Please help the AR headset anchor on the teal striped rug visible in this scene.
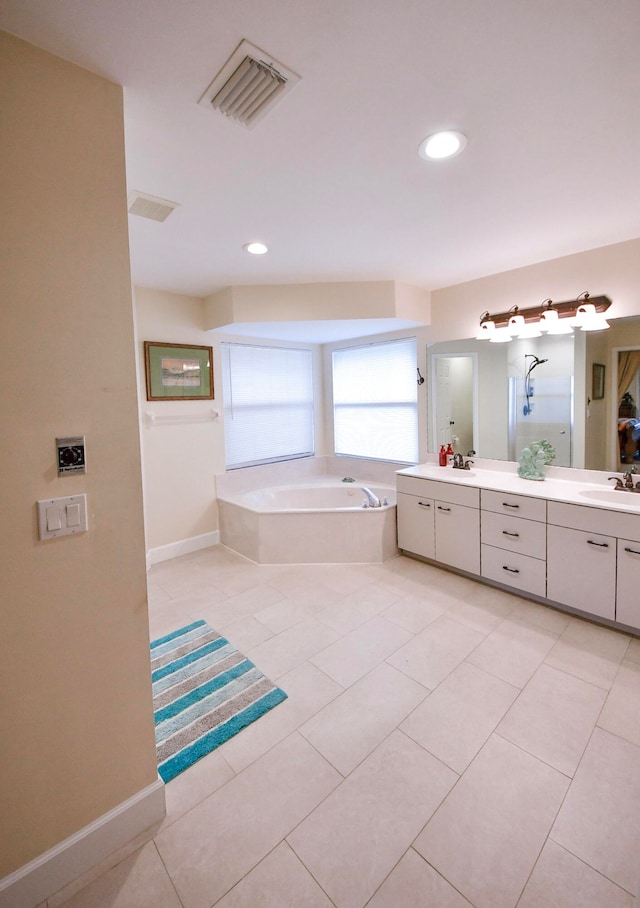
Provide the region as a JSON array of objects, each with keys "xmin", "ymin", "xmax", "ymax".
[{"xmin": 150, "ymin": 619, "xmax": 287, "ymax": 783}]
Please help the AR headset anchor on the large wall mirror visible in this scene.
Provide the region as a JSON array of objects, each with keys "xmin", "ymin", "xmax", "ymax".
[{"xmin": 427, "ymin": 315, "xmax": 640, "ymax": 472}]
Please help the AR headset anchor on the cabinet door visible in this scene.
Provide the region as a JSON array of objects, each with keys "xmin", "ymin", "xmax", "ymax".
[
  {"xmin": 397, "ymin": 492, "xmax": 435, "ymax": 559},
  {"xmin": 435, "ymin": 501, "xmax": 480, "ymax": 574},
  {"xmin": 547, "ymin": 524, "xmax": 616, "ymax": 620},
  {"xmin": 616, "ymin": 538, "xmax": 640, "ymax": 630}
]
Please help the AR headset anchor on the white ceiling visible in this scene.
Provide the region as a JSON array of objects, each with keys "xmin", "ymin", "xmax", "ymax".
[{"xmin": 3, "ymin": 0, "xmax": 640, "ymax": 304}]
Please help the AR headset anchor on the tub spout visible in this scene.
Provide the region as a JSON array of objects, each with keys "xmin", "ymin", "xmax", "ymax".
[{"xmin": 362, "ymin": 486, "xmax": 381, "ymax": 508}]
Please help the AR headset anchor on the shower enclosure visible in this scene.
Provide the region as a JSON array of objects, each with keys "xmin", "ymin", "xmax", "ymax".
[{"xmin": 508, "ymin": 374, "xmax": 573, "ymax": 467}]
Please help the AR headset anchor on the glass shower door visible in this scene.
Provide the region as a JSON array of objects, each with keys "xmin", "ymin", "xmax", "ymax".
[{"xmin": 508, "ymin": 375, "xmax": 573, "ymax": 467}]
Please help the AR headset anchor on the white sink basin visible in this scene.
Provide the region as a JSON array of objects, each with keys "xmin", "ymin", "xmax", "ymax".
[
  {"xmin": 579, "ymin": 488, "xmax": 640, "ymax": 507},
  {"xmin": 450, "ymin": 470, "xmax": 477, "ymax": 479}
]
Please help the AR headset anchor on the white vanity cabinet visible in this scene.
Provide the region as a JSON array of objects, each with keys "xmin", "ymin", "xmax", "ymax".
[
  {"xmin": 616, "ymin": 537, "xmax": 640, "ymax": 628},
  {"xmin": 396, "ymin": 475, "xmax": 480, "ymax": 573},
  {"xmin": 480, "ymin": 490, "xmax": 547, "ymax": 597},
  {"xmin": 396, "ymin": 467, "xmax": 640, "ymax": 634},
  {"xmin": 396, "ymin": 483, "xmax": 435, "ymax": 560},
  {"xmin": 547, "ymin": 524, "xmax": 616, "ymax": 621},
  {"xmin": 547, "ymin": 501, "xmax": 640, "ymax": 626}
]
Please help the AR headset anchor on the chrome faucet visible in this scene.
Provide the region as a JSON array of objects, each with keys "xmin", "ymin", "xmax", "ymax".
[{"xmin": 361, "ymin": 486, "xmax": 381, "ymax": 507}]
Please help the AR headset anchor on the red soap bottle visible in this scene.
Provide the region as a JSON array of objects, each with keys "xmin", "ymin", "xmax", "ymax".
[
  {"xmin": 439, "ymin": 445, "xmax": 447, "ymax": 466},
  {"xmin": 446, "ymin": 442, "xmax": 454, "ymax": 464}
]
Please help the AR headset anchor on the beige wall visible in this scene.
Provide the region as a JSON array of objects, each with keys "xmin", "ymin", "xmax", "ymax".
[
  {"xmin": 0, "ymin": 33, "xmax": 157, "ymax": 877},
  {"xmin": 429, "ymin": 237, "xmax": 640, "ymax": 343},
  {"xmin": 135, "ymin": 287, "xmax": 225, "ymax": 550}
]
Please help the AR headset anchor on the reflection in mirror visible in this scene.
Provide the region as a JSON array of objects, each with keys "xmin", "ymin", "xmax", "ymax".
[
  {"xmin": 430, "ymin": 353, "xmax": 478, "ymax": 454},
  {"xmin": 427, "ymin": 315, "xmax": 640, "ymax": 472}
]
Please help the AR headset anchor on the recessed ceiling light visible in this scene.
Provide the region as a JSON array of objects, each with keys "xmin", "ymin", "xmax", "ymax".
[
  {"xmin": 418, "ymin": 131, "xmax": 467, "ymax": 160},
  {"xmin": 243, "ymin": 241, "xmax": 268, "ymax": 255}
]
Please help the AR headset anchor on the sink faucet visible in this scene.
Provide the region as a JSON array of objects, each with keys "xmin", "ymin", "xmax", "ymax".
[
  {"xmin": 452, "ymin": 453, "xmax": 474, "ymax": 471},
  {"xmin": 362, "ymin": 486, "xmax": 381, "ymax": 507},
  {"xmin": 608, "ymin": 473, "xmax": 640, "ymax": 492}
]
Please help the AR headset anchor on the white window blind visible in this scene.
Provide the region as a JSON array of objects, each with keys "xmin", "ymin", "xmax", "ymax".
[
  {"xmin": 332, "ymin": 337, "xmax": 418, "ymax": 463},
  {"xmin": 222, "ymin": 343, "xmax": 314, "ymax": 468}
]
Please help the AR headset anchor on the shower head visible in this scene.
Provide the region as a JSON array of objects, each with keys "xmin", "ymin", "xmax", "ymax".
[{"xmin": 525, "ymin": 355, "xmax": 549, "ymax": 374}]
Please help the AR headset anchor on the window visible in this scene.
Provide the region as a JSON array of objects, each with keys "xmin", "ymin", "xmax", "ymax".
[
  {"xmin": 332, "ymin": 337, "xmax": 418, "ymax": 463},
  {"xmin": 221, "ymin": 342, "xmax": 314, "ymax": 469}
]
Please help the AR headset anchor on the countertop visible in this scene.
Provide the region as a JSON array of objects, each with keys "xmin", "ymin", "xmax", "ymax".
[{"xmin": 397, "ymin": 461, "xmax": 640, "ymax": 515}]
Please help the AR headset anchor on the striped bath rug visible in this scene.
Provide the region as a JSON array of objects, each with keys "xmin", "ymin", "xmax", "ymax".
[{"xmin": 150, "ymin": 619, "xmax": 287, "ymax": 783}]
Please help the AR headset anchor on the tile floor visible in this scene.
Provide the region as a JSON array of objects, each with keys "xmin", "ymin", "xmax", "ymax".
[{"xmin": 49, "ymin": 546, "xmax": 640, "ymax": 908}]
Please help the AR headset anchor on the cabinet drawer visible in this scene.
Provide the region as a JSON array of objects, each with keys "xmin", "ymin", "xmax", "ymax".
[
  {"xmin": 397, "ymin": 474, "xmax": 479, "ymax": 508},
  {"xmin": 616, "ymin": 538, "xmax": 640, "ymax": 630},
  {"xmin": 547, "ymin": 524, "xmax": 615, "ymax": 621},
  {"xmin": 481, "ymin": 511, "xmax": 546, "ymax": 559},
  {"xmin": 481, "ymin": 488, "xmax": 546, "ymax": 522},
  {"xmin": 481, "ymin": 544, "xmax": 546, "ymax": 597}
]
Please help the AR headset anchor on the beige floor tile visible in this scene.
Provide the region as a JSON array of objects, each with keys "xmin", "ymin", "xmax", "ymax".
[
  {"xmin": 414, "ymin": 734, "xmax": 569, "ymax": 908},
  {"xmin": 544, "ymin": 618, "xmax": 630, "ymax": 690},
  {"xmin": 202, "ymin": 583, "xmax": 285, "ymax": 629},
  {"xmin": 598, "ymin": 659, "xmax": 640, "ymax": 747},
  {"xmin": 509, "ymin": 599, "xmax": 572, "ymax": 635},
  {"xmin": 497, "ymin": 663, "xmax": 606, "ymax": 776},
  {"xmin": 550, "ymin": 727, "xmax": 640, "ymax": 894},
  {"xmin": 446, "ymin": 589, "xmax": 515, "ymax": 634},
  {"xmin": 300, "ymin": 662, "xmax": 428, "ymax": 775},
  {"xmin": 466, "ymin": 617, "xmax": 557, "ymax": 687},
  {"xmin": 310, "ymin": 615, "xmax": 412, "ymax": 687},
  {"xmin": 316, "ymin": 582, "xmax": 402, "ymax": 634},
  {"xmin": 213, "ymin": 842, "xmax": 333, "ymax": 907},
  {"xmin": 156, "ymin": 733, "xmax": 341, "ymax": 908},
  {"xmin": 219, "ymin": 661, "xmax": 343, "ymax": 773},
  {"xmin": 625, "ymin": 637, "xmax": 640, "ymax": 664},
  {"xmin": 401, "ymin": 661, "xmax": 519, "ymax": 773},
  {"xmin": 384, "ymin": 590, "xmax": 448, "ymax": 632},
  {"xmin": 245, "ymin": 618, "xmax": 341, "ymax": 680},
  {"xmin": 517, "ymin": 840, "xmax": 635, "ymax": 908},
  {"xmin": 253, "ymin": 595, "xmax": 329, "ymax": 633},
  {"xmin": 159, "ymin": 748, "xmax": 236, "ymax": 831},
  {"xmin": 56, "ymin": 842, "xmax": 181, "ymax": 908},
  {"xmin": 367, "ymin": 848, "xmax": 473, "ymax": 907},
  {"xmin": 386, "ymin": 616, "xmax": 485, "ymax": 690},
  {"xmin": 287, "ymin": 731, "xmax": 457, "ymax": 908},
  {"xmin": 218, "ymin": 614, "xmax": 274, "ymax": 650}
]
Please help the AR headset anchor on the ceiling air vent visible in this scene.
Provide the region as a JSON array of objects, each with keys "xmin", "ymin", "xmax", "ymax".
[
  {"xmin": 127, "ymin": 191, "xmax": 179, "ymax": 222},
  {"xmin": 199, "ymin": 40, "xmax": 300, "ymax": 128}
]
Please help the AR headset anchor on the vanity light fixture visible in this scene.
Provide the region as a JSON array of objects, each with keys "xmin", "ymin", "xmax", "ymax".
[
  {"xmin": 569, "ymin": 292, "xmax": 611, "ymax": 331},
  {"xmin": 418, "ymin": 130, "xmax": 467, "ymax": 160},
  {"xmin": 475, "ymin": 314, "xmax": 496, "ymax": 339},
  {"xmin": 243, "ymin": 241, "xmax": 268, "ymax": 255},
  {"xmin": 476, "ymin": 293, "xmax": 611, "ymax": 342}
]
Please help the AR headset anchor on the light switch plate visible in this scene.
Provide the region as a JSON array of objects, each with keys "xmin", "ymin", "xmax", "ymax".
[{"xmin": 37, "ymin": 494, "xmax": 88, "ymax": 540}]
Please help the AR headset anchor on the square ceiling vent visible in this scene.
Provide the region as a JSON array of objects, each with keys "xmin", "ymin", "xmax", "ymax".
[
  {"xmin": 127, "ymin": 191, "xmax": 180, "ymax": 222},
  {"xmin": 199, "ymin": 39, "xmax": 301, "ymax": 128}
]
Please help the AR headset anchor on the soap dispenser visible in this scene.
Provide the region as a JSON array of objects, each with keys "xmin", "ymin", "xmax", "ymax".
[
  {"xmin": 446, "ymin": 442, "xmax": 454, "ymax": 464},
  {"xmin": 439, "ymin": 445, "xmax": 447, "ymax": 466}
]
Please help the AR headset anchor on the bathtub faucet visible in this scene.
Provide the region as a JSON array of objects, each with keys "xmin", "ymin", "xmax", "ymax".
[{"xmin": 362, "ymin": 487, "xmax": 381, "ymax": 508}]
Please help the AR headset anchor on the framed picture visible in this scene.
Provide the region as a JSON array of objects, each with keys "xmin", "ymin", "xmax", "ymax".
[
  {"xmin": 144, "ymin": 341, "xmax": 214, "ymax": 401},
  {"xmin": 592, "ymin": 362, "xmax": 605, "ymax": 400}
]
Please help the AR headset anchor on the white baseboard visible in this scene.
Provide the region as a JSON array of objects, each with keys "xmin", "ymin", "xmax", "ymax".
[
  {"xmin": 0, "ymin": 777, "xmax": 166, "ymax": 908},
  {"xmin": 146, "ymin": 530, "xmax": 220, "ymax": 569}
]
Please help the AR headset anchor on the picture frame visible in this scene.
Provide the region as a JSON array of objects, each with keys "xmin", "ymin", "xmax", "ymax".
[
  {"xmin": 144, "ymin": 341, "xmax": 214, "ymax": 401},
  {"xmin": 592, "ymin": 362, "xmax": 605, "ymax": 400}
]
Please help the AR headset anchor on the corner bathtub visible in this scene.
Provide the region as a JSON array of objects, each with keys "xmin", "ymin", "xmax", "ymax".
[{"xmin": 218, "ymin": 479, "xmax": 398, "ymax": 564}]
